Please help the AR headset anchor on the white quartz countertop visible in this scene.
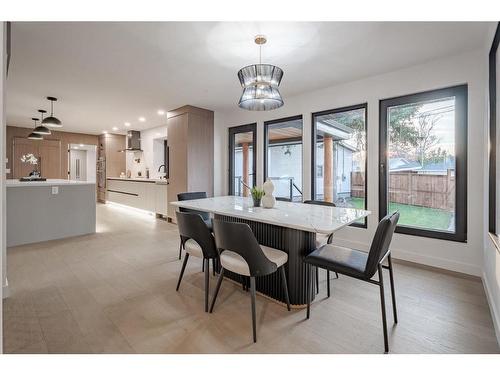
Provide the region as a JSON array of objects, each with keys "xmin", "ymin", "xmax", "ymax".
[
  {"xmin": 6, "ymin": 179, "xmax": 96, "ymax": 187},
  {"xmin": 107, "ymin": 177, "xmax": 168, "ymax": 185},
  {"xmin": 170, "ymin": 196, "xmax": 370, "ymax": 234}
]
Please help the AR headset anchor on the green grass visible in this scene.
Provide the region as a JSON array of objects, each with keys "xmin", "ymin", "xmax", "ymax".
[{"xmin": 349, "ymin": 198, "xmax": 453, "ymax": 231}]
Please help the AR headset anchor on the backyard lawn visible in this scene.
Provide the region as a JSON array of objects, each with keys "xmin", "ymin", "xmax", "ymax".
[{"xmin": 349, "ymin": 198, "xmax": 453, "ymax": 231}]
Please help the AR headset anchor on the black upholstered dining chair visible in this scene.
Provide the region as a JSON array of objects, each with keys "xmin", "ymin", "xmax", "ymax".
[
  {"xmin": 209, "ymin": 219, "xmax": 291, "ymax": 343},
  {"xmin": 303, "ymin": 199, "xmax": 339, "ymax": 297},
  {"xmin": 177, "ymin": 192, "xmax": 212, "ymax": 261},
  {"xmin": 175, "ymin": 211, "xmax": 218, "ymax": 312},
  {"xmin": 275, "ymin": 197, "xmax": 292, "ymax": 202},
  {"xmin": 304, "ymin": 211, "xmax": 400, "ymax": 353}
]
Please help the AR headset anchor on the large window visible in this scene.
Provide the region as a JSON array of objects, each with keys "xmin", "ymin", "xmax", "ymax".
[
  {"xmin": 379, "ymin": 85, "xmax": 467, "ymax": 242},
  {"xmin": 229, "ymin": 124, "xmax": 256, "ymax": 197},
  {"xmin": 312, "ymin": 104, "xmax": 367, "ymax": 227},
  {"xmin": 264, "ymin": 116, "xmax": 303, "ymax": 201}
]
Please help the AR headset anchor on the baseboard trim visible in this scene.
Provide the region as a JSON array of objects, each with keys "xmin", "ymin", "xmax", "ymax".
[
  {"xmin": 2, "ymin": 278, "xmax": 9, "ymax": 299},
  {"xmin": 482, "ymin": 272, "xmax": 500, "ymax": 346}
]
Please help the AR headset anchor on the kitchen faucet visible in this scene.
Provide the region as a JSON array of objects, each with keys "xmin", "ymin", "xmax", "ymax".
[{"xmin": 158, "ymin": 164, "xmax": 167, "ymax": 179}]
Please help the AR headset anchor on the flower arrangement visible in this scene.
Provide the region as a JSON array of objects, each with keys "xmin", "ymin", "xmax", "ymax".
[
  {"xmin": 20, "ymin": 153, "xmax": 38, "ymax": 165},
  {"xmin": 250, "ymin": 186, "xmax": 264, "ymax": 207}
]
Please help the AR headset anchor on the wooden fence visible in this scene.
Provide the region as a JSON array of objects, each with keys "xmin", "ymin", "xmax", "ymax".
[{"xmin": 351, "ymin": 170, "xmax": 455, "ymax": 210}]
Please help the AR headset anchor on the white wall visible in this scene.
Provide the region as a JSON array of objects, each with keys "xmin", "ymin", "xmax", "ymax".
[
  {"xmin": 0, "ymin": 22, "xmax": 6, "ymax": 354},
  {"xmin": 126, "ymin": 124, "xmax": 167, "ymax": 179},
  {"xmin": 483, "ymin": 23, "xmax": 500, "ymax": 345},
  {"xmin": 214, "ymin": 48, "xmax": 487, "ymax": 277}
]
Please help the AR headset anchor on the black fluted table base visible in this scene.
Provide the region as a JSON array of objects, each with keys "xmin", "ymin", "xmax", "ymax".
[{"xmin": 214, "ymin": 214, "xmax": 316, "ymax": 307}]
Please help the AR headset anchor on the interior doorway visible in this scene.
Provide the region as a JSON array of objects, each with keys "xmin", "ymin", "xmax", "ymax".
[{"xmin": 68, "ymin": 144, "xmax": 97, "ymax": 182}]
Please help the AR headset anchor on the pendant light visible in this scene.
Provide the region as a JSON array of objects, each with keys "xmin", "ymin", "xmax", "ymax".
[
  {"xmin": 237, "ymin": 35, "xmax": 284, "ymax": 111},
  {"xmin": 33, "ymin": 109, "xmax": 51, "ymax": 135},
  {"xmin": 28, "ymin": 118, "xmax": 43, "ymax": 140},
  {"xmin": 42, "ymin": 96, "xmax": 62, "ymax": 128}
]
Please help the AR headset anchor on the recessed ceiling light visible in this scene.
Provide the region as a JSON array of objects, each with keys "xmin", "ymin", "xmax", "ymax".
[
  {"xmin": 124, "ymin": 122, "xmax": 131, "ymax": 127},
  {"xmin": 138, "ymin": 117, "xmax": 146, "ymax": 122},
  {"xmin": 112, "ymin": 126, "xmax": 118, "ymax": 131},
  {"xmin": 157, "ymin": 110, "xmax": 165, "ymax": 116}
]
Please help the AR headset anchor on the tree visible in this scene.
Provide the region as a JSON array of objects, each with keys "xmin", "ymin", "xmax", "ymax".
[
  {"xmin": 388, "ymin": 105, "xmax": 421, "ymax": 158},
  {"xmin": 414, "ymin": 112, "xmax": 442, "ymax": 166}
]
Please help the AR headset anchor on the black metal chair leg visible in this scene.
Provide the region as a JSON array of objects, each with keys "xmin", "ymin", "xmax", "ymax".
[
  {"xmin": 327, "ymin": 270, "xmax": 331, "ymax": 298},
  {"xmin": 306, "ymin": 265, "xmax": 312, "ymax": 319},
  {"xmin": 212, "ymin": 258, "xmax": 216, "ymax": 277},
  {"xmin": 176, "ymin": 253, "xmax": 189, "ymax": 291},
  {"xmin": 202, "ymin": 259, "xmax": 205, "ymax": 272},
  {"xmin": 388, "ymin": 254, "xmax": 398, "ymax": 323},
  {"xmin": 315, "ymin": 267, "xmax": 319, "ymax": 294},
  {"xmin": 279, "ymin": 266, "xmax": 291, "ymax": 311},
  {"xmin": 178, "ymin": 239, "xmax": 183, "ymax": 260},
  {"xmin": 204, "ymin": 258, "xmax": 210, "ymax": 312},
  {"xmin": 209, "ymin": 268, "xmax": 224, "ymax": 313},
  {"xmin": 250, "ymin": 276, "xmax": 257, "ymax": 343},
  {"xmin": 378, "ymin": 264, "xmax": 389, "ymax": 353}
]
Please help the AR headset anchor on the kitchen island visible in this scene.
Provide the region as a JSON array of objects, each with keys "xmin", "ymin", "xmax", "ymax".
[
  {"xmin": 171, "ymin": 196, "xmax": 370, "ymax": 307},
  {"xmin": 6, "ymin": 179, "xmax": 96, "ymax": 247}
]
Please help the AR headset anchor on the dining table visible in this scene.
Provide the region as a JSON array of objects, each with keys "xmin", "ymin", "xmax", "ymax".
[{"xmin": 170, "ymin": 195, "xmax": 371, "ymax": 308}]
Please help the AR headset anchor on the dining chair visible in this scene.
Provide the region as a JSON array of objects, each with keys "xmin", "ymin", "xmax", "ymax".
[
  {"xmin": 303, "ymin": 199, "xmax": 339, "ymax": 297},
  {"xmin": 275, "ymin": 197, "xmax": 292, "ymax": 202},
  {"xmin": 209, "ymin": 219, "xmax": 291, "ymax": 343},
  {"xmin": 175, "ymin": 211, "xmax": 219, "ymax": 312},
  {"xmin": 177, "ymin": 192, "xmax": 212, "ymax": 264},
  {"xmin": 304, "ymin": 211, "xmax": 400, "ymax": 353}
]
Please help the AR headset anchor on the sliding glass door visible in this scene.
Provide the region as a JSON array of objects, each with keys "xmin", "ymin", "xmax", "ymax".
[
  {"xmin": 228, "ymin": 123, "xmax": 257, "ymax": 197},
  {"xmin": 379, "ymin": 85, "xmax": 467, "ymax": 241}
]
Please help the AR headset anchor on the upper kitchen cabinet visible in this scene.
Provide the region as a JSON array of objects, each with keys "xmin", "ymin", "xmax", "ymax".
[{"xmin": 167, "ymin": 105, "xmax": 214, "ymax": 219}]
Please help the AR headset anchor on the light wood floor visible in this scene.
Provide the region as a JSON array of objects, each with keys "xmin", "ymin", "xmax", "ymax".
[{"xmin": 3, "ymin": 203, "xmax": 499, "ymax": 354}]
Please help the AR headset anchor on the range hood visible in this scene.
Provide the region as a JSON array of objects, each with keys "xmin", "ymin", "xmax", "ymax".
[{"xmin": 124, "ymin": 130, "xmax": 142, "ymax": 151}]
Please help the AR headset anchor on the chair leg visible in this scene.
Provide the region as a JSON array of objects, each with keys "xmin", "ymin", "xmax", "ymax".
[
  {"xmin": 315, "ymin": 267, "xmax": 319, "ymax": 294},
  {"xmin": 202, "ymin": 259, "xmax": 205, "ymax": 272},
  {"xmin": 178, "ymin": 239, "xmax": 183, "ymax": 260},
  {"xmin": 209, "ymin": 268, "xmax": 224, "ymax": 313},
  {"xmin": 176, "ymin": 253, "xmax": 189, "ymax": 291},
  {"xmin": 250, "ymin": 276, "xmax": 257, "ymax": 343},
  {"xmin": 279, "ymin": 266, "xmax": 291, "ymax": 311},
  {"xmin": 327, "ymin": 270, "xmax": 331, "ymax": 298},
  {"xmin": 306, "ymin": 265, "xmax": 312, "ymax": 319},
  {"xmin": 378, "ymin": 264, "xmax": 389, "ymax": 353},
  {"xmin": 388, "ymin": 254, "xmax": 398, "ymax": 324},
  {"xmin": 204, "ymin": 259, "xmax": 210, "ymax": 312},
  {"xmin": 212, "ymin": 258, "xmax": 216, "ymax": 276}
]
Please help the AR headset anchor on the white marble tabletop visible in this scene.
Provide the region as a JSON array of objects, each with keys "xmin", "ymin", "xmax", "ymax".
[{"xmin": 170, "ymin": 196, "xmax": 370, "ymax": 234}]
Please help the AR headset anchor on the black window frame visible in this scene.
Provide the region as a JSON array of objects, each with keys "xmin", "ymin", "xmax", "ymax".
[
  {"xmin": 379, "ymin": 85, "xmax": 468, "ymax": 242},
  {"xmin": 263, "ymin": 115, "xmax": 304, "ymax": 201},
  {"xmin": 228, "ymin": 123, "xmax": 257, "ymax": 196},
  {"xmin": 489, "ymin": 23, "xmax": 500, "ymax": 235},
  {"xmin": 311, "ymin": 103, "xmax": 368, "ymax": 229}
]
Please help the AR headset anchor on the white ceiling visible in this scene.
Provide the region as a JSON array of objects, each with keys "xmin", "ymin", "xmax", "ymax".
[{"xmin": 6, "ymin": 22, "xmax": 491, "ymax": 135}]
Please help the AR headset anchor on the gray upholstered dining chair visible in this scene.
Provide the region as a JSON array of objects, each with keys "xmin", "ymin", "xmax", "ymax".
[
  {"xmin": 177, "ymin": 192, "xmax": 213, "ymax": 271},
  {"xmin": 303, "ymin": 199, "xmax": 339, "ymax": 297},
  {"xmin": 304, "ymin": 211, "xmax": 400, "ymax": 353},
  {"xmin": 175, "ymin": 211, "xmax": 218, "ymax": 312},
  {"xmin": 209, "ymin": 219, "xmax": 291, "ymax": 343}
]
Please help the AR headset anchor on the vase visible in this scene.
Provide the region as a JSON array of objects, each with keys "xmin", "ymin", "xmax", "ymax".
[
  {"xmin": 261, "ymin": 179, "xmax": 276, "ymax": 208},
  {"xmin": 252, "ymin": 197, "xmax": 261, "ymax": 207}
]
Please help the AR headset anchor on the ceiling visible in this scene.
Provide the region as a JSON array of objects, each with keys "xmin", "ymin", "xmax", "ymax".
[{"xmin": 6, "ymin": 22, "xmax": 491, "ymax": 135}]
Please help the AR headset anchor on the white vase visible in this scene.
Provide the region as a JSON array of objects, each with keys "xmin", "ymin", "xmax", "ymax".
[{"xmin": 261, "ymin": 179, "xmax": 276, "ymax": 208}]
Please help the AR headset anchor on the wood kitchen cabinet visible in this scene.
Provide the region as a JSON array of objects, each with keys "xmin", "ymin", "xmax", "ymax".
[
  {"xmin": 166, "ymin": 105, "xmax": 214, "ymax": 220},
  {"xmin": 98, "ymin": 133, "xmax": 126, "ymax": 202},
  {"xmin": 12, "ymin": 137, "xmax": 61, "ymax": 179}
]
